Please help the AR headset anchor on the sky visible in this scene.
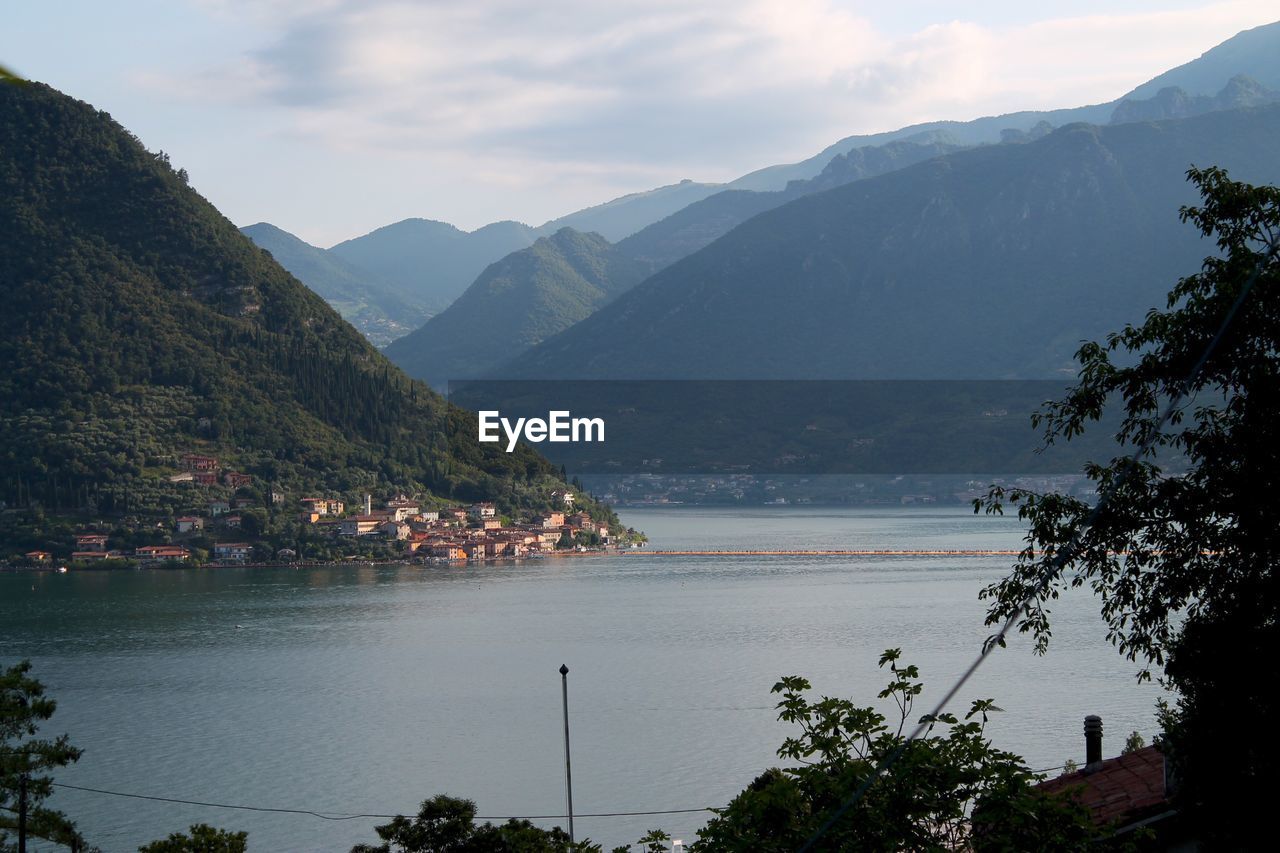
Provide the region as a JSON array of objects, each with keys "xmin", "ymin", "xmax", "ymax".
[{"xmin": 3, "ymin": 1, "xmax": 1278, "ymax": 246}]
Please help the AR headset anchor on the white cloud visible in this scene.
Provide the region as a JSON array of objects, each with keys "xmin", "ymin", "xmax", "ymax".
[{"xmin": 128, "ymin": 0, "xmax": 1279, "ymax": 238}]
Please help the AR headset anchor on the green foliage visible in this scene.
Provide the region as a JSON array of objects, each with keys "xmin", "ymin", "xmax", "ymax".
[
  {"xmin": 0, "ymin": 81, "xmax": 617, "ymax": 555},
  {"xmin": 351, "ymin": 794, "xmax": 597, "ymax": 853},
  {"xmin": 688, "ymin": 649, "xmax": 1096, "ymax": 851},
  {"xmin": 975, "ymin": 167, "xmax": 1280, "ymax": 845},
  {"xmin": 0, "ymin": 661, "xmax": 87, "ymax": 852},
  {"xmin": 138, "ymin": 823, "xmax": 247, "ymax": 853},
  {"xmin": 1122, "ymin": 731, "xmax": 1146, "ymax": 755}
]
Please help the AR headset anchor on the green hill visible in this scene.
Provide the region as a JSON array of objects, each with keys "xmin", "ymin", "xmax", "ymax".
[
  {"xmin": 240, "ymin": 222, "xmax": 427, "ymax": 345},
  {"xmin": 500, "ymin": 105, "xmax": 1280, "ymax": 380},
  {"xmin": 384, "ymin": 228, "xmax": 651, "ymax": 387},
  {"xmin": 0, "ymin": 80, "xmax": 598, "ymax": 555}
]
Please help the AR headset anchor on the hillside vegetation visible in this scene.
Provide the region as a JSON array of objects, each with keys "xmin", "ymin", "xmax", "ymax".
[{"xmin": 0, "ymin": 81, "xmax": 605, "ymax": 554}]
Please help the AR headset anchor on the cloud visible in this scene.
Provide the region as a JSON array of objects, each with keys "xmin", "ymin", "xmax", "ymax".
[{"xmin": 135, "ymin": 0, "xmax": 1279, "ymax": 235}]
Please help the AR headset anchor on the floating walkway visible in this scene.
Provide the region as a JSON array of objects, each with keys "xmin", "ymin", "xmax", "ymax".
[{"xmin": 630, "ymin": 549, "xmax": 1024, "ymax": 556}]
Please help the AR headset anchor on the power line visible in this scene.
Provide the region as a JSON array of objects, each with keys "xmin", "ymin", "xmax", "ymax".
[
  {"xmin": 49, "ymin": 782, "xmax": 715, "ymax": 822},
  {"xmin": 796, "ymin": 230, "xmax": 1279, "ymax": 852}
]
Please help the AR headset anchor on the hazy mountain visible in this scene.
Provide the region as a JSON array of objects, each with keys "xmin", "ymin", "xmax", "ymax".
[
  {"xmin": 328, "ymin": 218, "xmax": 539, "ymax": 314},
  {"xmin": 535, "ymin": 179, "xmax": 723, "ymax": 242},
  {"xmin": 1123, "ymin": 19, "xmax": 1280, "ymax": 99},
  {"xmin": 316, "ymin": 20, "xmax": 1280, "ymax": 328},
  {"xmin": 499, "ymin": 105, "xmax": 1280, "ymax": 380},
  {"xmin": 384, "ymin": 228, "xmax": 652, "ymax": 387},
  {"xmin": 0, "ymin": 80, "xmax": 578, "ymax": 544},
  {"xmin": 619, "ymin": 137, "xmax": 967, "ymax": 269},
  {"xmin": 240, "ymin": 222, "xmax": 427, "ymax": 346},
  {"xmin": 721, "ymin": 20, "xmax": 1280, "ymax": 193},
  {"xmin": 1111, "ymin": 74, "xmax": 1279, "ymax": 123}
]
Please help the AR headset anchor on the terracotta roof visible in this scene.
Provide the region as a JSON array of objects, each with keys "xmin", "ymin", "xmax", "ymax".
[{"xmin": 1036, "ymin": 745, "xmax": 1168, "ymax": 827}]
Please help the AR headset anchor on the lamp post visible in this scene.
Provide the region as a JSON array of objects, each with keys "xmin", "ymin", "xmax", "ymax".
[{"xmin": 560, "ymin": 663, "xmax": 574, "ymax": 843}]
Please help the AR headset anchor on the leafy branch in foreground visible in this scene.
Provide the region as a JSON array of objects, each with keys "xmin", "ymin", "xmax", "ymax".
[
  {"xmin": 691, "ymin": 649, "xmax": 1095, "ymax": 851},
  {"xmin": 975, "ymin": 166, "xmax": 1280, "ymax": 846}
]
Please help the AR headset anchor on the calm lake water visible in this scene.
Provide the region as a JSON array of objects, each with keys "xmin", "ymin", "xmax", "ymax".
[{"xmin": 1, "ymin": 506, "xmax": 1163, "ymax": 852}]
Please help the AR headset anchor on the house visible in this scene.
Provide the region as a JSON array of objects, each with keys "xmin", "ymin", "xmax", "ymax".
[
  {"xmin": 445, "ymin": 508, "xmax": 469, "ymax": 522},
  {"xmin": 540, "ymin": 512, "xmax": 565, "ymax": 529},
  {"xmin": 212, "ymin": 543, "xmax": 254, "ymax": 563},
  {"xmin": 270, "ymin": 491, "xmax": 286, "ymax": 505},
  {"xmin": 223, "ymin": 472, "xmax": 252, "ymax": 488},
  {"xmin": 25, "ymin": 550, "xmax": 52, "ymax": 562},
  {"xmin": 386, "ymin": 496, "xmax": 421, "ymax": 516},
  {"xmin": 175, "ymin": 516, "xmax": 204, "ymax": 533},
  {"xmin": 300, "ymin": 511, "xmax": 322, "ymax": 525},
  {"xmin": 551, "ymin": 489, "xmax": 575, "ymax": 507},
  {"xmin": 430, "ymin": 543, "xmax": 466, "ymax": 560},
  {"xmin": 179, "ymin": 453, "xmax": 219, "ymax": 471},
  {"xmin": 338, "ymin": 516, "xmax": 382, "ymax": 536},
  {"xmin": 193, "ymin": 471, "xmax": 220, "ymax": 485},
  {"xmin": 379, "ymin": 520, "xmax": 411, "ymax": 540},
  {"xmin": 1035, "ymin": 716, "xmax": 1183, "ymax": 845},
  {"xmin": 478, "ymin": 518, "xmax": 502, "ymax": 530},
  {"xmin": 208, "ymin": 500, "xmax": 231, "ymax": 517},
  {"xmin": 74, "ymin": 533, "xmax": 109, "ymax": 550},
  {"xmin": 469, "ymin": 502, "xmax": 497, "ymax": 519},
  {"xmin": 135, "ymin": 545, "xmax": 191, "ymax": 565},
  {"xmin": 300, "ymin": 497, "xmax": 344, "ymax": 516},
  {"xmin": 220, "ymin": 514, "xmax": 242, "ymax": 529},
  {"xmin": 276, "ymin": 548, "xmax": 297, "ymax": 561},
  {"xmin": 462, "ymin": 541, "xmax": 488, "ymax": 560}
]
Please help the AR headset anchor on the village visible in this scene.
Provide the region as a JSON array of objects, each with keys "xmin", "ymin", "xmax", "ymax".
[{"xmin": 17, "ymin": 453, "xmax": 633, "ymax": 568}]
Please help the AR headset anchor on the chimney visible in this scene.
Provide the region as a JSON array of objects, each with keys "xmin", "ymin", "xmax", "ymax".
[{"xmin": 1084, "ymin": 715, "xmax": 1103, "ymax": 768}]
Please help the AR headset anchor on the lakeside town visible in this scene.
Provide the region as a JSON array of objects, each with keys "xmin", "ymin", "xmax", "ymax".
[{"xmin": 9, "ymin": 452, "xmax": 641, "ymax": 570}]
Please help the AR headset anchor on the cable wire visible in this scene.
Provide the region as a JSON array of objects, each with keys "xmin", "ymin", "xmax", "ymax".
[{"xmin": 49, "ymin": 782, "xmax": 715, "ymax": 822}]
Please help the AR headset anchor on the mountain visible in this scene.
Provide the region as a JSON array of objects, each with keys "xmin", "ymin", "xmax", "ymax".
[
  {"xmin": 535, "ymin": 178, "xmax": 723, "ymax": 242},
  {"xmin": 721, "ymin": 20, "xmax": 1280, "ymax": 194},
  {"xmin": 0, "ymin": 80, "xmax": 590, "ymax": 552},
  {"xmin": 384, "ymin": 228, "xmax": 651, "ymax": 387},
  {"xmin": 328, "ymin": 218, "xmax": 539, "ymax": 314},
  {"xmin": 1123, "ymin": 19, "xmax": 1280, "ymax": 99},
  {"xmin": 618, "ymin": 136, "xmax": 967, "ymax": 269},
  {"xmin": 240, "ymin": 222, "xmax": 427, "ymax": 346},
  {"xmin": 1110, "ymin": 74, "xmax": 1279, "ymax": 123},
  {"xmin": 498, "ymin": 105, "xmax": 1280, "ymax": 380},
  {"xmin": 313, "ymin": 20, "xmax": 1280, "ymax": 329}
]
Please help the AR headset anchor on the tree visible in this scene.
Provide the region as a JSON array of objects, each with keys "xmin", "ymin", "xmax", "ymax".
[
  {"xmin": 691, "ymin": 650, "xmax": 1096, "ymax": 851},
  {"xmin": 138, "ymin": 824, "xmax": 247, "ymax": 853},
  {"xmin": 351, "ymin": 795, "xmax": 598, "ymax": 853},
  {"xmin": 0, "ymin": 660, "xmax": 87, "ymax": 851},
  {"xmin": 976, "ymin": 167, "xmax": 1280, "ymax": 846}
]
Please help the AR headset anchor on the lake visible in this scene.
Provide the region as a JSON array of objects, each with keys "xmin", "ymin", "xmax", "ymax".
[{"xmin": 0, "ymin": 506, "xmax": 1163, "ymax": 851}]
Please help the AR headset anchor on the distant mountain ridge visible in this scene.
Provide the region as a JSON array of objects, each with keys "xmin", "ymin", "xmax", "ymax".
[
  {"xmin": 328, "ymin": 217, "xmax": 540, "ymax": 315},
  {"xmin": 261, "ymin": 20, "xmax": 1280, "ymax": 356},
  {"xmin": 497, "ymin": 105, "xmax": 1280, "ymax": 380},
  {"xmin": 384, "ymin": 228, "xmax": 652, "ymax": 387}
]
